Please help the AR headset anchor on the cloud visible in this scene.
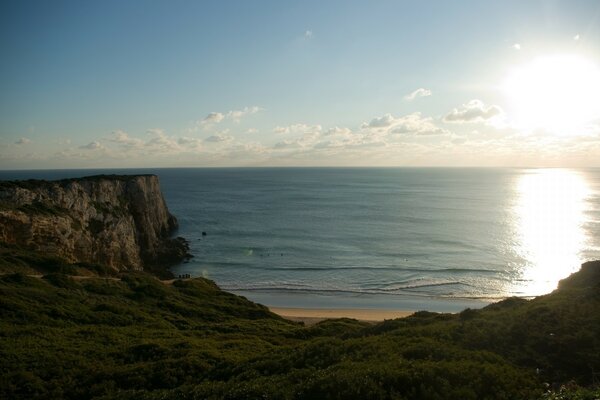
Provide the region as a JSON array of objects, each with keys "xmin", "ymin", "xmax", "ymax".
[
  {"xmin": 273, "ymin": 124, "xmax": 322, "ymax": 135},
  {"xmin": 78, "ymin": 141, "xmax": 104, "ymax": 150},
  {"xmin": 227, "ymin": 106, "xmax": 261, "ymax": 122},
  {"xmin": 199, "ymin": 106, "xmax": 262, "ymax": 128},
  {"xmin": 246, "ymin": 128, "xmax": 259, "ymax": 134},
  {"xmin": 145, "ymin": 129, "xmax": 181, "ymax": 152},
  {"xmin": 304, "ymin": 30, "xmax": 313, "ymax": 39},
  {"xmin": 271, "ymin": 113, "xmax": 452, "ymax": 159},
  {"xmin": 404, "ymin": 88, "xmax": 432, "ymax": 101},
  {"xmin": 178, "ymin": 136, "xmax": 203, "ymax": 149},
  {"xmin": 272, "ymin": 126, "xmax": 325, "ymax": 150},
  {"xmin": 361, "ymin": 113, "xmax": 447, "ymax": 135},
  {"xmin": 15, "ymin": 138, "xmax": 31, "ymax": 145},
  {"xmin": 443, "ymin": 100, "xmax": 504, "ymax": 123},
  {"xmin": 200, "ymin": 112, "xmax": 225, "ymax": 126},
  {"xmin": 205, "ymin": 133, "xmax": 233, "ymax": 143},
  {"xmin": 108, "ymin": 130, "xmax": 144, "ymax": 148},
  {"xmin": 363, "ymin": 114, "xmax": 397, "ymax": 128},
  {"xmin": 324, "ymin": 126, "xmax": 353, "ymax": 136},
  {"xmin": 574, "ymin": 34, "xmax": 580, "ymax": 41},
  {"xmin": 106, "ymin": 129, "xmax": 187, "ymax": 154},
  {"xmin": 274, "ymin": 131, "xmax": 321, "ymax": 150},
  {"xmin": 389, "ymin": 113, "xmax": 448, "ymax": 135},
  {"xmin": 512, "ymin": 43, "xmax": 521, "ymax": 50},
  {"xmin": 273, "ymin": 126, "xmax": 290, "ymax": 134}
]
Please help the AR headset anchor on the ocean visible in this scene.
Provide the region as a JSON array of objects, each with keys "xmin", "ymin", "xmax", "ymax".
[{"xmin": 2, "ymin": 167, "xmax": 599, "ymax": 312}]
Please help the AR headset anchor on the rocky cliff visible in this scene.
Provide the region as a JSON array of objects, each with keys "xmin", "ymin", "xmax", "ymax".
[{"xmin": 0, "ymin": 174, "xmax": 190, "ymax": 272}]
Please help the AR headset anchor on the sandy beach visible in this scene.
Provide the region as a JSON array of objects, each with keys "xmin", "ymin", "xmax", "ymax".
[{"xmin": 269, "ymin": 307, "xmax": 414, "ymax": 325}]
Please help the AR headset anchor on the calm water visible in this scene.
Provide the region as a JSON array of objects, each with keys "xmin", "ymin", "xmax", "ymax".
[{"xmin": 2, "ymin": 168, "xmax": 599, "ymax": 311}]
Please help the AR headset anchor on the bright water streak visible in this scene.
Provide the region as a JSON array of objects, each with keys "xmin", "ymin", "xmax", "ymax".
[{"xmin": 511, "ymin": 169, "xmax": 592, "ymax": 296}]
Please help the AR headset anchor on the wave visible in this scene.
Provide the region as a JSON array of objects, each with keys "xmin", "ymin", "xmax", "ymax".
[
  {"xmin": 222, "ymin": 277, "xmax": 487, "ymax": 296},
  {"xmin": 222, "ymin": 284, "xmax": 509, "ymax": 300},
  {"xmin": 210, "ymin": 263, "xmax": 505, "ymax": 275}
]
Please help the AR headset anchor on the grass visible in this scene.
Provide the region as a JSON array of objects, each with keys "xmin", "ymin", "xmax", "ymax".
[{"xmin": 0, "ymin": 250, "xmax": 599, "ymax": 399}]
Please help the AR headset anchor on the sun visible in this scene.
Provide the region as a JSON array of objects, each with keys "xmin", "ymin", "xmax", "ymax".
[{"xmin": 503, "ymin": 54, "xmax": 600, "ymax": 135}]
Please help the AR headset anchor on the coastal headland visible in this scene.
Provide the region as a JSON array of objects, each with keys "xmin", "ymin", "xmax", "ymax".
[{"xmin": 0, "ymin": 174, "xmax": 190, "ymax": 277}]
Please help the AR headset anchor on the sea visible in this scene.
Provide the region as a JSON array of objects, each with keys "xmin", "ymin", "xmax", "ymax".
[{"xmin": 2, "ymin": 167, "xmax": 599, "ymax": 312}]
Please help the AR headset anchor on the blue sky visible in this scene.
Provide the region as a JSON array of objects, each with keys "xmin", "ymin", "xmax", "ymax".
[{"xmin": 2, "ymin": 0, "xmax": 600, "ymax": 168}]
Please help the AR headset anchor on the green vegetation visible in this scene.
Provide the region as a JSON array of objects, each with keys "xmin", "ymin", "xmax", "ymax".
[
  {"xmin": 0, "ymin": 253, "xmax": 599, "ymax": 399},
  {"xmin": 0, "ymin": 244, "xmax": 115, "ymax": 276}
]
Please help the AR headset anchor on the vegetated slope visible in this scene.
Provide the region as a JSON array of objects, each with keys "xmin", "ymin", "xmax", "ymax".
[
  {"xmin": 0, "ymin": 175, "xmax": 189, "ymax": 275},
  {"xmin": 0, "ymin": 258, "xmax": 599, "ymax": 399}
]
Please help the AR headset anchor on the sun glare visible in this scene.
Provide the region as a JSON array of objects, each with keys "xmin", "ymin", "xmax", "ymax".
[
  {"xmin": 503, "ymin": 54, "xmax": 600, "ymax": 135},
  {"xmin": 512, "ymin": 169, "xmax": 590, "ymax": 296}
]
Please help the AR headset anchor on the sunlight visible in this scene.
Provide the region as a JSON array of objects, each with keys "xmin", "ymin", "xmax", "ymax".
[
  {"xmin": 503, "ymin": 54, "xmax": 600, "ymax": 135},
  {"xmin": 512, "ymin": 169, "xmax": 591, "ymax": 296}
]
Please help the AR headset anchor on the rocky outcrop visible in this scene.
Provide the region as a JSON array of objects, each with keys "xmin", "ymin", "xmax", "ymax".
[
  {"xmin": 558, "ymin": 260, "xmax": 600, "ymax": 290},
  {"xmin": 0, "ymin": 175, "xmax": 190, "ymax": 272}
]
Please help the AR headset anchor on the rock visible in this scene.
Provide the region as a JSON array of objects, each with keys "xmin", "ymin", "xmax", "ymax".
[
  {"xmin": 557, "ymin": 260, "xmax": 600, "ymax": 290},
  {"xmin": 0, "ymin": 174, "xmax": 191, "ymax": 273}
]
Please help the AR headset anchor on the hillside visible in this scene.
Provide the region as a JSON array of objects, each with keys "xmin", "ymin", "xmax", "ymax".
[{"xmin": 1, "ymin": 253, "xmax": 599, "ymax": 399}]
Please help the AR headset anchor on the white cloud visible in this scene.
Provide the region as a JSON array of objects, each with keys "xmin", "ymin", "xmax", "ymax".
[
  {"xmin": 145, "ymin": 129, "xmax": 181, "ymax": 152},
  {"xmin": 324, "ymin": 126, "xmax": 353, "ymax": 136},
  {"xmin": 361, "ymin": 113, "xmax": 447, "ymax": 135},
  {"xmin": 78, "ymin": 141, "xmax": 104, "ymax": 150},
  {"xmin": 205, "ymin": 133, "xmax": 233, "ymax": 143},
  {"xmin": 227, "ymin": 106, "xmax": 261, "ymax": 122},
  {"xmin": 200, "ymin": 112, "xmax": 225, "ymax": 125},
  {"xmin": 273, "ymin": 124, "xmax": 322, "ymax": 135},
  {"xmin": 389, "ymin": 113, "xmax": 448, "ymax": 135},
  {"xmin": 273, "ymin": 126, "xmax": 290, "ymax": 134},
  {"xmin": 271, "ymin": 113, "xmax": 452, "ymax": 159},
  {"xmin": 512, "ymin": 43, "xmax": 521, "ymax": 50},
  {"xmin": 15, "ymin": 138, "xmax": 31, "ymax": 145},
  {"xmin": 199, "ymin": 106, "xmax": 262, "ymax": 128},
  {"xmin": 108, "ymin": 130, "xmax": 144, "ymax": 148},
  {"xmin": 574, "ymin": 34, "xmax": 580, "ymax": 41},
  {"xmin": 362, "ymin": 114, "xmax": 397, "ymax": 128},
  {"xmin": 404, "ymin": 88, "xmax": 432, "ymax": 101},
  {"xmin": 105, "ymin": 129, "xmax": 188, "ymax": 155},
  {"xmin": 178, "ymin": 136, "xmax": 203, "ymax": 149},
  {"xmin": 24, "ymin": 103, "xmax": 598, "ymax": 168},
  {"xmin": 304, "ymin": 30, "xmax": 313, "ymax": 39},
  {"xmin": 274, "ymin": 131, "xmax": 320, "ymax": 149},
  {"xmin": 443, "ymin": 100, "xmax": 504, "ymax": 124}
]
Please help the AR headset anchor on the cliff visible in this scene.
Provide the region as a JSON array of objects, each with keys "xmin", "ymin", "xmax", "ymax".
[{"xmin": 0, "ymin": 174, "xmax": 190, "ymax": 272}]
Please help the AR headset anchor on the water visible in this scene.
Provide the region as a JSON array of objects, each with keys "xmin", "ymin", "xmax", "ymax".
[{"xmin": 2, "ymin": 167, "xmax": 599, "ymax": 312}]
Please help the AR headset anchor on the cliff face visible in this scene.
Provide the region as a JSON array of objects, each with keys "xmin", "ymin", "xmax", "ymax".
[{"xmin": 0, "ymin": 175, "xmax": 189, "ymax": 272}]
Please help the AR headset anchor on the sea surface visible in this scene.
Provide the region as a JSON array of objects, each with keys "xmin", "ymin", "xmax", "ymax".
[{"xmin": 2, "ymin": 168, "xmax": 600, "ymax": 312}]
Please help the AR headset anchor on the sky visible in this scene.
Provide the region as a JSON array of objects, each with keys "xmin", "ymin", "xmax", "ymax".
[{"xmin": 2, "ymin": 0, "xmax": 600, "ymax": 169}]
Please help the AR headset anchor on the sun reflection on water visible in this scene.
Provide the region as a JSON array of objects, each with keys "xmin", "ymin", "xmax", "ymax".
[{"xmin": 512, "ymin": 169, "xmax": 591, "ymax": 296}]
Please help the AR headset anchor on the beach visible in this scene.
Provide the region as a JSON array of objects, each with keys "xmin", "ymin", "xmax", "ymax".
[{"xmin": 270, "ymin": 307, "xmax": 414, "ymax": 325}]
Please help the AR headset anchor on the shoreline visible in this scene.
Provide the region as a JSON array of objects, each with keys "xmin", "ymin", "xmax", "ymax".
[
  {"xmin": 235, "ymin": 289, "xmax": 492, "ymax": 314},
  {"xmin": 269, "ymin": 307, "xmax": 414, "ymax": 325}
]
